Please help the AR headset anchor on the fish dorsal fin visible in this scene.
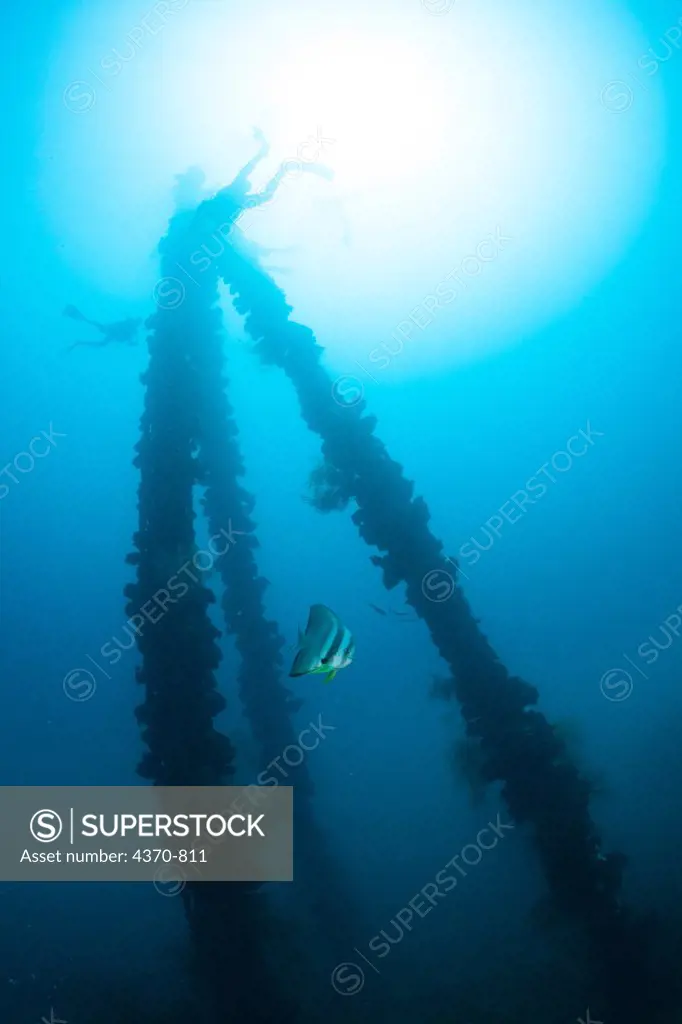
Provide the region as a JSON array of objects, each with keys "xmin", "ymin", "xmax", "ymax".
[
  {"xmin": 306, "ymin": 604, "xmax": 340, "ymax": 637},
  {"xmin": 305, "ymin": 606, "xmax": 341, "ymax": 659}
]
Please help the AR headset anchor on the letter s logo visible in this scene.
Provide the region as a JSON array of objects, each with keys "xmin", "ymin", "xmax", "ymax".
[{"xmin": 30, "ymin": 809, "xmax": 63, "ymax": 842}]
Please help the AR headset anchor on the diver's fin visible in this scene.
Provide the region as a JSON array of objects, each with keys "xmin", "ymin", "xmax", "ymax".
[
  {"xmin": 324, "ymin": 670, "xmax": 337, "ymax": 684},
  {"xmin": 63, "ymin": 304, "xmax": 87, "ymax": 321}
]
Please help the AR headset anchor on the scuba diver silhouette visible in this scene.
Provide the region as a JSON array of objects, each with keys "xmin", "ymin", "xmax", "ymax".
[{"xmin": 63, "ymin": 305, "xmax": 141, "ymax": 351}]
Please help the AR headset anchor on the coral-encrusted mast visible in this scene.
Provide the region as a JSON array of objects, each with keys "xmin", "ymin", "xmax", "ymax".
[
  {"xmin": 128, "ymin": 159, "xmax": 358, "ymax": 1020},
  {"xmin": 190, "ymin": 204, "xmax": 359, "ymax": 961},
  {"xmin": 203, "ymin": 224, "xmax": 660, "ymax": 1024},
  {"xmin": 126, "ymin": 198, "xmax": 290, "ymax": 1022}
]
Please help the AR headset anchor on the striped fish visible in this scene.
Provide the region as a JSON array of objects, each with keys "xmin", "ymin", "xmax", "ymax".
[{"xmin": 289, "ymin": 605, "xmax": 355, "ymax": 684}]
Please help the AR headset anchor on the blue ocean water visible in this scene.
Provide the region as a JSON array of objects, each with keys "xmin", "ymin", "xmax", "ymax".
[{"xmin": 2, "ymin": 0, "xmax": 681, "ymax": 1021}]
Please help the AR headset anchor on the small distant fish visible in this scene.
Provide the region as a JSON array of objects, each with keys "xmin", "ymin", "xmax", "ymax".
[
  {"xmin": 368, "ymin": 602, "xmax": 416, "ymax": 621},
  {"xmin": 289, "ymin": 604, "xmax": 355, "ymax": 683}
]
